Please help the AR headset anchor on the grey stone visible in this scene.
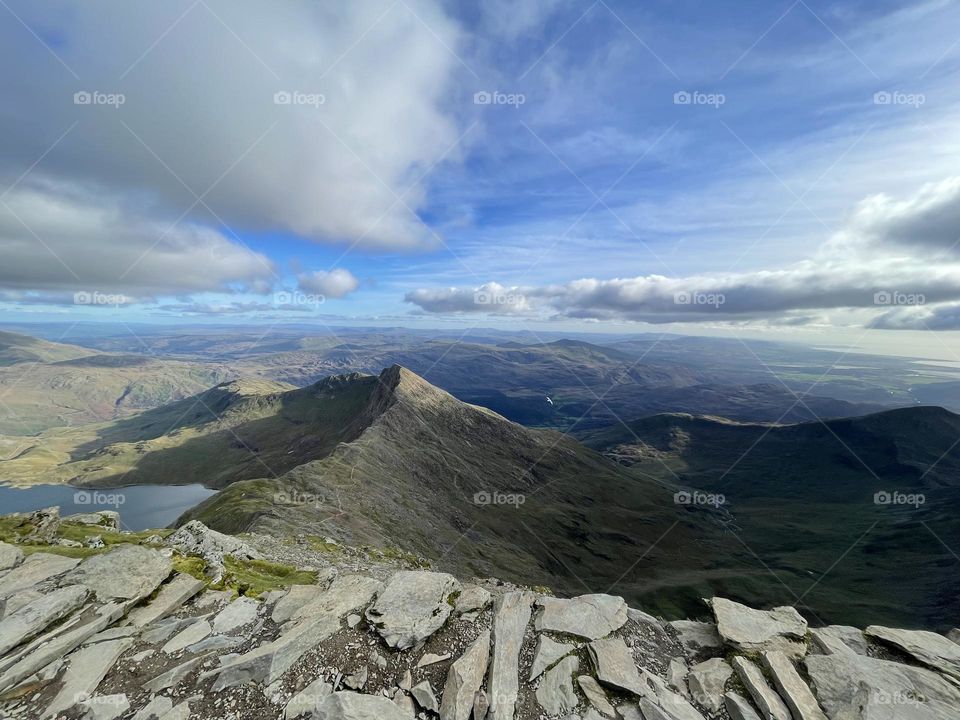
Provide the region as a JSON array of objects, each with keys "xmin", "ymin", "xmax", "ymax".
[
  {"xmin": 628, "ymin": 607, "xmax": 661, "ymax": 626},
  {"xmin": 865, "ymin": 625, "xmax": 960, "ymax": 680},
  {"xmin": 488, "ymin": 590, "xmax": 534, "ymax": 719},
  {"xmin": 761, "ymin": 650, "xmax": 827, "ymax": 720},
  {"xmin": 162, "ymin": 619, "xmax": 212, "ymax": 654},
  {"xmin": 707, "ymin": 598, "xmax": 807, "ymax": 658},
  {"xmin": 63, "ymin": 546, "xmax": 172, "ymax": 601},
  {"xmin": 439, "ymin": 630, "xmax": 489, "ymax": 720},
  {"xmin": 473, "ymin": 689, "xmax": 489, "ymax": 720},
  {"xmin": 347, "ymin": 613, "xmax": 361, "ymax": 628},
  {"xmin": 213, "ymin": 596, "xmax": 258, "ymax": 634},
  {"xmin": 2, "ymin": 588, "xmax": 42, "ymax": 617},
  {"xmin": 411, "ymin": 680, "xmax": 439, "ymax": 713},
  {"xmin": 132, "ymin": 696, "xmax": 173, "ymax": 720},
  {"xmin": 417, "ymin": 652, "xmax": 451, "ymax": 667},
  {"xmin": 284, "ymin": 678, "xmax": 332, "ymax": 719},
  {"xmin": 143, "ymin": 653, "xmax": 211, "ymax": 692},
  {"xmin": 668, "ymin": 620, "xmax": 723, "ymax": 659},
  {"xmin": 62, "ymin": 511, "xmax": 120, "ymax": 530},
  {"xmin": 808, "ymin": 625, "xmax": 869, "ymax": 657},
  {"xmin": 687, "ymin": 658, "xmax": 732, "ymax": 712},
  {"xmin": 0, "ymin": 541, "xmax": 24, "ymax": 571},
  {"xmin": 164, "ymin": 520, "xmax": 261, "ymax": 581},
  {"xmin": 578, "ymin": 674, "xmax": 616, "ymax": 717},
  {"xmin": 535, "ymin": 594, "xmax": 628, "ymax": 640},
  {"xmin": 455, "ymin": 584, "xmax": 492, "ymax": 619},
  {"xmin": 731, "ymin": 656, "xmax": 791, "ymax": 720},
  {"xmin": 344, "ymin": 665, "xmax": 368, "ymax": 690},
  {"xmin": 667, "ymin": 657, "xmax": 689, "ymax": 697},
  {"xmin": 636, "ymin": 669, "xmax": 706, "ymax": 720},
  {"xmin": 271, "ymin": 584, "xmax": 319, "ymax": 624},
  {"xmin": 159, "ymin": 702, "xmax": 192, "ymax": 720},
  {"xmin": 43, "ymin": 637, "xmax": 134, "ymax": 718},
  {"xmin": 0, "ymin": 585, "xmax": 88, "ymax": 656},
  {"xmin": 398, "ymin": 669, "xmax": 412, "ymax": 691},
  {"xmin": 536, "ymin": 655, "xmax": 579, "ymax": 715},
  {"xmin": 724, "ymin": 692, "xmax": 762, "ymax": 720},
  {"xmin": 313, "ymin": 692, "xmax": 411, "ymax": 719},
  {"xmin": 85, "ymin": 624, "xmax": 139, "ymax": 644},
  {"xmin": 78, "ymin": 693, "xmax": 129, "ymax": 720},
  {"xmin": 365, "ymin": 570, "xmax": 461, "ymax": 650},
  {"xmin": 290, "ymin": 574, "xmax": 381, "ymax": 626},
  {"xmin": 588, "ymin": 636, "xmax": 644, "ymax": 696},
  {"xmin": 187, "ymin": 634, "xmax": 245, "ymax": 653},
  {"xmin": 393, "ymin": 693, "xmax": 416, "ymax": 715},
  {"xmin": 0, "ymin": 552, "xmax": 79, "ymax": 598},
  {"xmin": 806, "ymin": 650, "xmax": 960, "ymax": 719},
  {"xmin": 127, "ymin": 573, "xmax": 205, "ymax": 627},
  {"xmin": 529, "ymin": 634, "xmax": 577, "ymax": 680},
  {"xmin": 141, "ymin": 615, "xmax": 195, "ymax": 644}
]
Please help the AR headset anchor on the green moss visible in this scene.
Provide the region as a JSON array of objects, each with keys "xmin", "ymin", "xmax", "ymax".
[
  {"xmin": 447, "ymin": 590, "xmax": 461, "ymax": 607},
  {"xmin": 172, "ymin": 554, "xmax": 209, "ymax": 582},
  {"xmin": 215, "ymin": 556, "xmax": 318, "ymax": 597}
]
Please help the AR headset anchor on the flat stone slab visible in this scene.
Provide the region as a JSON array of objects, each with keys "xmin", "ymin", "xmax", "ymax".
[
  {"xmin": 454, "ymin": 584, "xmax": 491, "ymax": 619},
  {"xmin": 725, "ymin": 692, "xmax": 762, "ymax": 720},
  {"xmin": 162, "ymin": 619, "xmax": 212, "ymax": 654},
  {"xmin": 489, "ymin": 590, "xmax": 534, "ymax": 719},
  {"xmin": 536, "ymin": 655, "xmax": 579, "ymax": 715},
  {"xmin": 127, "ymin": 573, "xmax": 205, "ymax": 628},
  {"xmin": 143, "ymin": 653, "xmax": 212, "ymax": 693},
  {"xmin": 213, "ymin": 596, "xmax": 258, "ymax": 634},
  {"xmin": 290, "ymin": 575, "xmax": 381, "ymax": 626},
  {"xmin": 636, "ymin": 668, "xmax": 706, "ymax": 720},
  {"xmin": 530, "ymin": 635, "xmax": 577, "ymax": 680},
  {"xmin": 272, "ymin": 584, "xmax": 319, "ymax": 624},
  {"xmin": 762, "ymin": 650, "xmax": 827, "ymax": 720},
  {"xmin": 312, "ymin": 691, "xmax": 411, "ymax": 719},
  {"xmin": 688, "ymin": 658, "xmax": 732, "ymax": 712},
  {"xmin": 809, "ymin": 625, "xmax": 869, "ymax": 657},
  {"xmin": 588, "ymin": 636, "xmax": 644, "ymax": 697},
  {"xmin": 668, "ymin": 620, "xmax": 723, "ymax": 659},
  {"xmin": 0, "ymin": 553, "xmax": 79, "ymax": 599},
  {"xmin": 63, "ymin": 546, "xmax": 172, "ymax": 601},
  {"xmin": 864, "ymin": 625, "xmax": 960, "ymax": 680},
  {"xmin": 365, "ymin": 570, "xmax": 461, "ymax": 650},
  {"xmin": 439, "ymin": 630, "xmax": 489, "ymax": 720},
  {"xmin": 731, "ymin": 656, "xmax": 791, "ymax": 720},
  {"xmin": 535, "ymin": 593, "xmax": 628, "ymax": 640},
  {"xmin": 284, "ymin": 678, "xmax": 332, "ymax": 719},
  {"xmin": 411, "ymin": 680, "xmax": 439, "ymax": 713},
  {"xmin": 43, "ymin": 636, "xmax": 133, "ymax": 718},
  {"xmin": 578, "ymin": 674, "xmax": 616, "ymax": 717},
  {"xmin": 0, "ymin": 541, "xmax": 24, "ymax": 572},
  {"xmin": 0, "ymin": 585, "xmax": 88, "ymax": 657},
  {"xmin": 707, "ymin": 597, "xmax": 807, "ymax": 657},
  {"xmin": 806, "ymin": 651, "xmax": 960, "ymax": 719}
]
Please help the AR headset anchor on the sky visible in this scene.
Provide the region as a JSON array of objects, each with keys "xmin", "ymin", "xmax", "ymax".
[{"xmin": 2, "ymin": 0, "xmax": 960, "ymax": 358}]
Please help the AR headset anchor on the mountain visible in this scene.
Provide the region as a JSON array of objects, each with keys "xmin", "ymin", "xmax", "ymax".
[
  {"xmin": 579, "ymin": 407, "xmax": 960, "ymax": 629},
  {"xmin": 0, "ymin": 330, "xmax": 233, "ymax": 434}
]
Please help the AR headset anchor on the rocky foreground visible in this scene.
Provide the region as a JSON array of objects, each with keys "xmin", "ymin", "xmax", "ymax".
[{"xmin": 0, "ymin": 510, "xmax": 959, "ymax": 719}]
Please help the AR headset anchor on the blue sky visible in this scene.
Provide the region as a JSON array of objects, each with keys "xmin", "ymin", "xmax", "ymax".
[{"xmin": 2, "ymin": 0, "xmax": 960, "ymax": 357}]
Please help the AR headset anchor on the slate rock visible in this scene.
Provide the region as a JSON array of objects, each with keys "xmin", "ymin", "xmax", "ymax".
[
  {"xmin": 864, "ymin": 625, "xmax": 960, "ymax": 680},
  {"xmin": 284, "ymin": 678, "xmax": 332, "ymax": 719},
  {"xmin": 365, "ymin": 570, "xmax": 461, "ymax": 650},
  {"xmin": 707, "ymin": 597, "xmax": 807, "ymax": 657},
  {"xmin": 536, "ymin": 655, "xmax": 579, "ymax": 715},
  {"xmin": 63, "ymin": 545, "xmax": 172, "ymax": 601},
  {"xmin": 213, "ymin": 596, "xmax": 258, "ymax": 634},
  {"xmin": 761, "ymin": 650, "xmax": 827, "ymax": 720},
  {"xmin": 687, "ymin": 658, "xmax": 732, "ymax": 713},
  {"xmin": 578, "ymin": 674, "xmax": 616, "ymax": 717},
  {"xmin": 127, "ymin": 573, "xmax": 205, "ymax": 628},
  {"xmin": 0, "ymin": 553, "xmax": 79, "ymax": 599},
  {"xmin": 0, "ymin": 585, "xmax": 88, "ymax": 657},
  {"xmin": 724, "ymin": 692, "xmax": 762, "ymax": 720},
  {"xmin": 731, "ymin": 656, "xmax": 791, "ymax": 720},
  {"xmin": 411, "ymin": 680, "xmax": 439, "ymax": 713},
  {"xmin": 488, "ymin": 590, "xmax": 534, "ymax": 719},
  {"xmin": 0, "ymin": 541, "xmax": 24, "ymax": 572},
  {"xmin": 535, "ymin": 593, "xmax": 628, "ymax": 640},
  {"xmin": 313, "ymin": 691, "xmax": 411, "ymax": 719},
  {"xmin": 588, "ymin": 636, "xmax": 644, "ymax": 696},
  {"xmin": 162, "ymin": 619, "xmax": 212, "ymax": 654},
  {"xmin": 808, "ymin": 625, "xmax": 869, "ymax": 657},
  {"xmin": 439, "ymin": 629, "xmax": 490, "ymax": 720},
  {"xmin": 530, "ymin": 634, "xmax": 577, "ymax": 680}
]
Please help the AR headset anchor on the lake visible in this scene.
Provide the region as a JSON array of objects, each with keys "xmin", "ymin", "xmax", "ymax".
[{"xmin": 0, "ymin": 484, "xmax": 218, "ymax": 531}]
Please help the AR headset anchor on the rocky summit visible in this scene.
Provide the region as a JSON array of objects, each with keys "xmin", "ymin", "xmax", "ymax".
[{"xmin": 0, "ymin": 511, "xmax": 958, "ymax": 720}]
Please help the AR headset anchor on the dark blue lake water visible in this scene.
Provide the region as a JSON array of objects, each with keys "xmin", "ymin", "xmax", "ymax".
[{"xmin": 0, "ymin": 484, "xmax": 218, "ymax": 530}]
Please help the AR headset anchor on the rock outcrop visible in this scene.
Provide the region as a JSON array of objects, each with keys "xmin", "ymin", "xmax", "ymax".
[{"xmin": 0, "ymin": 512, "xmax": 958, "ymax": 720}]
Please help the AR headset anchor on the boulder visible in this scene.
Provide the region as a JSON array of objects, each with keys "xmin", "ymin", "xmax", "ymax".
[
  {"xmin": 806, "ymin": 651, "xmax": 960, "ymax": 719},
  {"xmin": 0, "ymin": 541, "xmax": 24, "ymax": 571},
  {"xmin": 365, "ymin": 570, "xmax": 461, "ymax": 650},
  {"xmin": 588, "ymin": 636, "xmax": 644, "ymax": 697},
  {"xmin": 687, "ymin": 658, "xmax": 732, "ymax": 712},
  {"xmin": 864, "ymin": 625, "xmax": 960, "ymax": 680},
  {"xmin": 707, "ymin": 597, "xmax": 807, "ymax": 657},
  {"xmin": 536, "ymin": 655, "xmax": 579, "ymax": 715},
  {"xmin": 165, "ymin": 520, "xmax": 261, "ymax": 580},
  {"xmin": 23, "ymin": 506, "xmax": 60, "ymax": 543},
  {"xmin": 313, "ymin": 692, "xmax": 411, "ymax": 720},
  {"xmin": 62, "ymin": 511, "xmax": 120, "ymax": 530},
  {"xmin": 0, "ymin": 585, "xmax": 88, "ymax": 657},
  {"xmin": 132, "ymin": 696, "xmax": 173, "ymax": 720},
  {"xmin": 535, "ymin": 593, "xmax": 628, "ymax": 640},
  {"xmin": 62, "ymin": 545, "xmax": 172, "ymax": 601},
  {"xmin": 289, "ymin": 574, "xmax": 381, "ymax": 627},
  {"xmin": 454, "ymin": 584, "xmax": 492, "ymax": 619},
  {"xmin": 529, "ymin": 635, "xmax": 577, "ymax": 680},
  {"xmin": 730, "ymin": 656, "xmax": 791, "ymax": 720},
  {"xmin": 439, "ymin": 630, "xmax": 489, "ymax": 720},
  {"xmin": 668, "ymin": 620, "xmax": 723, "ymax": 659},
  {"xmin": 761, "ymin": 650, "xmax": 827, "ymax": 720},
  {"xmin": 667, "ymin": 657, "xmax": 689, "ymax": 697},
  {"xmin": 488, "ymin": 590, "xmax": 534, "ymax": 719}
]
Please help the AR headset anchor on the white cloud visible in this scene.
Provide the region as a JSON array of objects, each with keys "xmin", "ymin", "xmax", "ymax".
[{"xmin": 297, "ymin": 269, "xmax": 360, "ymax": 299}]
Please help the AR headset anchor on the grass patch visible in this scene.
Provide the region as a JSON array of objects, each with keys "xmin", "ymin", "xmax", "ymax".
[
  {"xmin": 172, "ymin": 554, "xmax": 209, "ymax": 582},
  {"xmin": 216, "ymin": 556, "xmax": 318, "ymax": 597},
  {"xmin": 21, "ymin": 544, "xmax": 104, "ymax": 559}
]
